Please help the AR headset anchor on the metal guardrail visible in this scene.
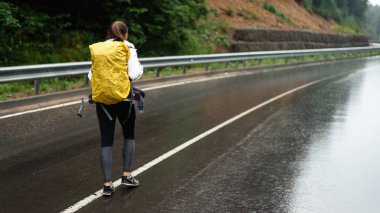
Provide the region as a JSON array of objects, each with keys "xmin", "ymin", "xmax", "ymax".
[{"xmin": 1, "ymin": 46, "xmax": 380, "ymax": 94}]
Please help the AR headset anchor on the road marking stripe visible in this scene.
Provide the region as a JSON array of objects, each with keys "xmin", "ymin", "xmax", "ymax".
[
  {"xmin": 0, "ymin": 73, "xmax": 239, "ymax": 120},
  {"xmin": 0, "ymin": 101, "xmax": 83, "ymax": 120},
  {"xmin": 61, "ymin": 73, "xmax": 342, "ymax": 213}
]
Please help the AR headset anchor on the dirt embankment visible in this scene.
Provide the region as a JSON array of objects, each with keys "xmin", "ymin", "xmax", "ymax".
[
  {"xmin": 208, "ymin": 0, "xmax": 369, "ymax": 51},
  {"xmin": 208, "ymin": 0, "xmax": 341, "ymax": 33}
]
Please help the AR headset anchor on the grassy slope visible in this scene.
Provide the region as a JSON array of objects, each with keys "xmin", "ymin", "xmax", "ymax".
[{"xmin": 207, "ymin": 0, "xmax": 342, "ymax": 33}]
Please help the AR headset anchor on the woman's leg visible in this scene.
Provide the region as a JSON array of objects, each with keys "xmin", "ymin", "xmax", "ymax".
[
  {"xmin": 122, "ymin": 138, "xmax": 135, "ymax": 175},
  {"xmin": 116, "ymin": 102, "xmax": 136, "ymax": 176},
  {"xmin": 96, "ymin": 103, "xmax": 117, "ymax": 185}
]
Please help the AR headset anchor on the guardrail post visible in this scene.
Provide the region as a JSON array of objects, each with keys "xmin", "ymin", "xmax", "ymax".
[
  {"xmin": 34, "ymin": 80, "xmax": 40, "ymax": 95},
  {"xmin": 84, "ymin": 74, "xmax": 89, "ymax": 85},
  {"xmin": 205, "ymin": 63, "xmax": 209, "ymax": 71},
  {"xmin": 155, "ymin": 68, "xmax": 161, "ymax": 77},
  {"xmin": 183, "ymin": 66, "xmax": 187, "ymax": 74},
  {"xmin": 225, "ymin": 62, "xmax": 228, "ymax": 68},
  {"xmin": 242, "ymin": 61, "xmax": 246, "ymax": 68},
  {"xmin": 285, "ymin": 57, "xmax": 289, "ymax": 64}
]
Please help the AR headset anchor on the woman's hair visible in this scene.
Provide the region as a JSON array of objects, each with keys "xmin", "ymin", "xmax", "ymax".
[{"xmin": 107, "ymin": 21, "xmax": 128, "ymax": 41}]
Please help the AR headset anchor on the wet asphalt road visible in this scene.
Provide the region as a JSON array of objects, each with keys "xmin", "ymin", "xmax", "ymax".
[{"xmin": 1, "ymin": 58, "xmax": 380, "ymax": 212}]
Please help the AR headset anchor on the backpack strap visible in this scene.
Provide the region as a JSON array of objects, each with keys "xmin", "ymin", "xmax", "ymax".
[
  {"xmin": 123, "ymin": 80, "xmax": 134, "ymax": 125},
  {"xmin": 100, "ymin": 104, "xmax": 113, "ymax": 121}
]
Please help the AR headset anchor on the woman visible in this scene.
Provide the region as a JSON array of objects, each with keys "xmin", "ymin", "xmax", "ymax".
[{"xmin": 89, "ymin": 21, "xmax": 143, "ymax": 196}]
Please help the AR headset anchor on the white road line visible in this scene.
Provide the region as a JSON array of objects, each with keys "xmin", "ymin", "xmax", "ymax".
[
  {"xmin": 0, "ymin": 73, "xmax": 238, "ymax": 120},
  {"xmin": 0, "ymin": 101, "xmax": 82, "ymax": 120},
  {"xmin": 61, "ymin": 73, "xmax": 342, "ymax": 213}
]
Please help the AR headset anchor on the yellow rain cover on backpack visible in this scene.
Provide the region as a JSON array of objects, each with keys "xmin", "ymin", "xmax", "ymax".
[{"xmin": 89, "ymin": 41, "xmax": 131, "ymax": 105}]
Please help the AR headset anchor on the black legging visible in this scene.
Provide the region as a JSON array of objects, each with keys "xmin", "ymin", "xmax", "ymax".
[
  {"xmin": 96, "ymin": 101, "xmax": 136, "ymax": 182},
  {"xmin": 96, "ymin": 101, "xmax": 135, "ymax": 146}
]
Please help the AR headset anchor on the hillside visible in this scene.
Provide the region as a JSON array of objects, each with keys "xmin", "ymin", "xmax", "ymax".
[
  {"xmin": 208, "ymin": 0, "xmax": 341, "ymax": 34},
  {"xmin": 1, "ymin": 0, "xmax": 367, "ymax": 67}
]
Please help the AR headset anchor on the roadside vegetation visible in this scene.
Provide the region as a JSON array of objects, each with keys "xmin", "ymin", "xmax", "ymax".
[
  {"xmin": 0, "ymin": 0, "xmax": 228, "ymax": 67},
  {"xmin": 237, "ymin": 9, "xmax": 258, "ymax": 20},
  {"xmin": 262, "ymin": 3, "xmax": 293, "ymax": 25},
  {"xmin": 0, "ymin": 0, "xmax": 371, "ymax": 67},
  {"xmin": 296, "ymin": 0, "xmax": 368, "ymax": 34},
  {"xmin": 0, "ymin": 77, "xmax": 86, "ymax": 100},
  {"xmin": 367, "ymin": 4, "xmax": 380, "ymax": 42}
]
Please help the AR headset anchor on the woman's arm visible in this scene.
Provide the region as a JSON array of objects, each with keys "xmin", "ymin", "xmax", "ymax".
[{"xmin": 125, "ymin": 41, "xmax": 143, "ymax": 80}]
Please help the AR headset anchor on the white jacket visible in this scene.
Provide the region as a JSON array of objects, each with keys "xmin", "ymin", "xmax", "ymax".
[{"xmin": 88, "ymin": 40, "xmax": 143, "ymax": 81}]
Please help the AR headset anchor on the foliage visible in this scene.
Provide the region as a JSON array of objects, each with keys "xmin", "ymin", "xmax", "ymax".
[
  {"xmin": 237, "ymin": 9, "xmax": 257, "ymax": 20},
  {"xmin": 226, "ymin": 6, "xmax": 234, "ymax": 16},
  {"xmin": 0, "ymin": 1, "xmax": 95, "ymax": 66},
  {"xmin": 262, "ymin": 3, "xmax": 293, "ymax": 25},
  {"xmin": 1, "ymin": 0, "xmax": 371, "ymax": 68},
  {"xmin": 301, "ymin": 0, "xmax": 313, "ymax": 12},
  {"xmin": 0, "ymin": 2, "xmax": 19, "ymax": 27},
  {"xmin": 247, "ymin": 0, "xmax": 258, "ymax": 4},
  {"xmin": 366, "ymin": 4, "xmax": 380, "ymax": 41},
  {"xmin": 0, "ymin": 0, "xmax": 224, "ymax": 66},
  {"xmin": 0, "ymin": 76, "xmax": 85, "ymax": 100},
  {"xmin": 296, "ymin": 0, "xmax": 368, "ymax": 32},
  {"xmin": 208, "ymin": 8, "xmax": 220, "ymax": 17},
  {"xmin": 118, "ymin": 0, "xmax": 209, "ymax": 56},
  {"xmin": 263, "ymin": 3, "xmax": 277, "ymax": 14}
]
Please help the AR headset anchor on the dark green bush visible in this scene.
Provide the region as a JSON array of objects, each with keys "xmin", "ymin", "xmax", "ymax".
[
  {"xmin": 297, "ymin": 0, "xmax": 368, "ymax": 31},
  {"xmin": 262, "ymin": 3, "xmax": 293, "ymax": 25},
  {"xmin": 0, "ymin": 0, "xmax": 227, "ymax": 66},
  {"xmin": 263, "ymin": 3, "xmax": 277, "ymax": 14}
]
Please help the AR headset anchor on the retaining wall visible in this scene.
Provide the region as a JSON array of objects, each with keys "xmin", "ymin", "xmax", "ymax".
[{"xmin": 231, "ymin": 28, "xmax": 369, "ymax": 52}]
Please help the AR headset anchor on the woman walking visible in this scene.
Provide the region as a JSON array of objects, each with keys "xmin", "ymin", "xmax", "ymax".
[{"xmin": 89, "ymin": 21, "xmax": 143, "ymax": 196}]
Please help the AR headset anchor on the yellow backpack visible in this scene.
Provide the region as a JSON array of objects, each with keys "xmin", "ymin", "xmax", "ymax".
[{"xmin": 89, "ymin": 41, "xmax": 131, "ymax": 105}]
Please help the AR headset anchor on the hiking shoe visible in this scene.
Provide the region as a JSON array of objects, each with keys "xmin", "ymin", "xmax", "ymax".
[
  {"xmin": 121, "ymin": 176, "xmax": 139, "ymax": 186},
  {"xmin": 102, "ymin": 185, "xmax": 115, "ymax": 196}
]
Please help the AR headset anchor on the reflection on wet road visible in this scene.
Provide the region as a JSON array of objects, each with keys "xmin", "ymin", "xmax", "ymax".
[
  {"xmin": 291, "ymin": 62, "xmax": 380, "ymax": 212},
  {"xmin": 1, "ymin": 58, "xmax": 380, "ymax": 212}
]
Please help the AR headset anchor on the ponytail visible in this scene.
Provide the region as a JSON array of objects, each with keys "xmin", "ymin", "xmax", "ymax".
[{"xmin": 107, "ymin": 21, "xmax": 128, "ymax": 41}]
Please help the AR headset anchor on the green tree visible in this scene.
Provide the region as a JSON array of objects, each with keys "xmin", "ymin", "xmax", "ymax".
[
  {"xmin": 0, "ymin": 2, "xmax": 20, "ymax": 65},
  {"xmin": 366, "ymin": 4, "xmax": 380, "ymax": 41},
  {"xmin": 348, "ymin": 0, "xmax": 368, "ymax": 22},
  {"xmin": 297, "ymin": 0, "xmax": 368, "ymax": 33},
  {"xmin": 0, "ymin": 0, "xmax": 212, "ymax": 66}
]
